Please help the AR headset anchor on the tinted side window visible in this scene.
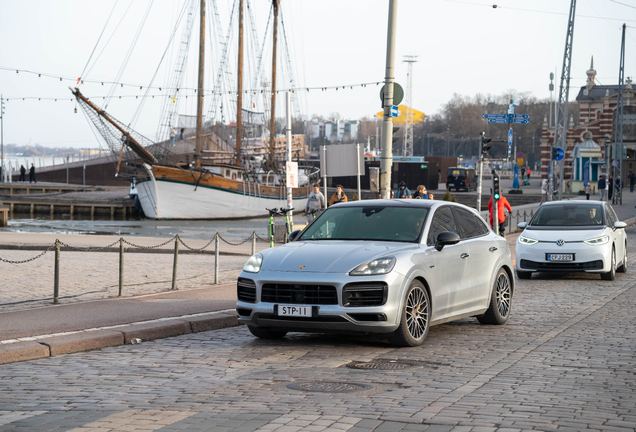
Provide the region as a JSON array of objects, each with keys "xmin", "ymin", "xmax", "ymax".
[
  {"xmin": 453, "ymin": 207, "xmax": 488, "ymax": 239},
  {"xmin": 427, "ymin": 206, "xmax": 460, "ymax": 245}
]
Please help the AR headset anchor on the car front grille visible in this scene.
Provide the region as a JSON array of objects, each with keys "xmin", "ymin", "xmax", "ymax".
[
  {"xmin": 342, "ymin": 282, "xmax": 388, "ymax": 307},
  {"xmin": 520, "ymin": 259, "xmax": 604, "ymax": 271},
  {"xmin": 258, "ymin": 314, "xmax": 348, "ymax": 322},
  {"xmin": 237, "ymin": 278, "xmax": 257, "ymax": 303},
  {"xmin": 261, "ymin": 283, "xmax": 338, "ymax": 305}
]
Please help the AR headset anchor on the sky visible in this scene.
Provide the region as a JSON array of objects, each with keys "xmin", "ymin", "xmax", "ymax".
[{"xmin": 0, "ymin": 0, "xmax": 635, "ymax": 150}]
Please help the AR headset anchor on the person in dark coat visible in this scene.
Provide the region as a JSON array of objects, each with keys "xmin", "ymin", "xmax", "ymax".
[
  {"xmin": 608, "ymin": 175, "xmax": 613, "ymax": 200},
  {"xmin": 19, "ymin": 165, "xmax": 26, "ymax": 182},
  {"xmin": 629, "ymin": 171, "xmax": 635, "ymax": 193},
  {"xmin": 29, "ymin": 163, "xmax": 36, "ymax": 183}
]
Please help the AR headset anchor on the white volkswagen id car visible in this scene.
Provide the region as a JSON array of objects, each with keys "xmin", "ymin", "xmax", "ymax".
[
  {"xmin": 237, "ymin": 200, "xmax": 515, "ymax": 347},
  {"xmin": 516, "ymin": 201, "xmax": 627, "ymax": 280}
]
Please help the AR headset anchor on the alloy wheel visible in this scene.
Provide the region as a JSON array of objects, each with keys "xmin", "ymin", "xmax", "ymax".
[
  {"xmin": 496, "ymin": 273, "xmax": 511, "ymax": 318},
  {"xmin": 406, "ymin": 286, "xmax": 429, "ymax": 340}
]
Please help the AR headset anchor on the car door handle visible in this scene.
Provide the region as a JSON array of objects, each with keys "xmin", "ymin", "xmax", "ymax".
[
  {"xmin": 489, "ymin": 247, "xmax": 498, "ymax": 252},
  {"xmin": 461, "ymin": 253, "xmax": 469, "ymax": 259}
]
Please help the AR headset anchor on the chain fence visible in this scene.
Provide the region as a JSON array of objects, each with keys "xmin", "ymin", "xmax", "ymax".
[
  {"xmin": 0, "ymin": 230, "xmax": 290, "ymax": 307},
  {"xmin": 507, "ymin": 209, "xmax": 536, "ymax": 234}
]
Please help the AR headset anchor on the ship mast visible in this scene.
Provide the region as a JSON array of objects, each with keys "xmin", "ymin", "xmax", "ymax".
[
  {"xmin": 195, "ymin": 0, "xmax": 206, "ymax": 168},
  {"xmin": 235, "ymin": 0, "xmax": 244, "ymax": 166},
  {"xmin": 268, "ymin": 0, "xmax": 279, "ymax": 169}
]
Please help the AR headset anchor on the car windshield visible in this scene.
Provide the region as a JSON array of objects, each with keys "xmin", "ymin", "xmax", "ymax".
[
  {"xmin": 300, "ymin": 206, "xmax": 429, "ymax": 242},
  {"xmin": 448, "ymin": 169, "xmax": 465, "ymax": 177},
  {"xmin": 529, "ymin": 203, "xmax": 604, "ymax": 227}
]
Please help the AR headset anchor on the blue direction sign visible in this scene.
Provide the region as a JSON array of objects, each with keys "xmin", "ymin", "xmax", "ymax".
[
  {"xmin": 508, "ymin": 129, "xmax": 513, "ymax": 157},
  {"xmin": 390, "ymin": 105, "xmax": 399, "ymax": 118},
  {"xmin": 482, "ymin": 114, "xmax": 508, "ymax": 119},
  {"xmin": 554, "ymin": 148, "xmax": 565, "ymax": 162}
]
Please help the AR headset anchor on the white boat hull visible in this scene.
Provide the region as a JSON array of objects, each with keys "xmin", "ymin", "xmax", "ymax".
[{"xmin": 136, "ymin": 178, "xmax": 308, "ymax": 219}]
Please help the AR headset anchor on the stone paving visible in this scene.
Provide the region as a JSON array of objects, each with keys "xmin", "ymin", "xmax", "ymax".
[{"xmin": 0, "ymin": 229, "xmax": 635, "ymax": 430}]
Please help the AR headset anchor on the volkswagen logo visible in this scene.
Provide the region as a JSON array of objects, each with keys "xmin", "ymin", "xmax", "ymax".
[{"xmin": 556, "ymin": 239, "xmax": 565, "ymax": 247}]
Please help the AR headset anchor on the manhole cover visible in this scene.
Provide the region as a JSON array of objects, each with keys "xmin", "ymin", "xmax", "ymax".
[
  {"xmin": 288, "ymin": 382, "xmax": 374, "ymax": 393},
  {"xmin": 346, "ymin": 359, "xmax": 423, "ymax": 370}
]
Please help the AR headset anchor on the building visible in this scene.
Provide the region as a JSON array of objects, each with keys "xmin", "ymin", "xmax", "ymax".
[
  {"xmin": 307, "ymin": 119, "xmax": 359, "ymax": 143},
  {"xmin": 540, "ymin": 58, "xmax": 635, "ymax": 192}
]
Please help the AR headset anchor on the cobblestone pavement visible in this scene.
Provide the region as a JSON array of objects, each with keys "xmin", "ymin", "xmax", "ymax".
[{"xmin": 0, "ymin": 230, "xmax": 635, "ymax": 431}]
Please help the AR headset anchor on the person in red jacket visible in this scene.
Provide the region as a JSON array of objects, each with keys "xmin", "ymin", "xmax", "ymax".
[{"xmin": 488, "ymin": 194, "xmax": 512, "ymax": 236}]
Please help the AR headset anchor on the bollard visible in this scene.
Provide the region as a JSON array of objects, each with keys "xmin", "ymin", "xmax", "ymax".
[
  {"xmin": 214, "ymin": 233, "xmax": 220, "ymax": 284},
  {"xmin": 171, "ymin": 236, "xmax": 179, "ymax": 290},
  {"xmin": 53, "ymin": 240, "xmax": 60, "ymax": 304},
  {"xmin": 251, "ymin": 232, "xmax": 256, "ymax": 255},
  {"xmin": 118, "ymin": 238, "xmax": 124, "ymax": 297}
]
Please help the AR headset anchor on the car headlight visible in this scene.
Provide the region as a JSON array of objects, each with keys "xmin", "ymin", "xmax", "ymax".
[
  {"xmin": 243, "ymin": 253, "xmax": 263, "ymax": 273},
  {"xmin": 518, "ymin": 235, "xmax": 538, "ymax": 246},
  {"xmin": 583, "ymin": 235, "xmax": 610, "ymax": 246},
  {"xmin": 349, "ymin": 256, "xmax": 396, "ymax": 276}
]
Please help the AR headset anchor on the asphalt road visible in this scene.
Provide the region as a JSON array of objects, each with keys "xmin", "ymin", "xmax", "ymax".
[{"xmin": 0, "ymin": 228, "xmax": 635, "ymax": 431}]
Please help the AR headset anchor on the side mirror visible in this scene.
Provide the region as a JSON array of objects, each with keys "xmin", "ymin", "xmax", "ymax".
[
  {"xmin": 517, "ymin": 222, "xmax": 528, "ymax": 229},
  {"xmin": 614, "ymin": 221, "xmax": 627, "ymax": 229},
  {"xmin": 288, "ymin": 230, "xmax": 302, "ymax": 242},
  {"xmin": 435, "ymin": 231, "xmax": 461, "ymax": 251}
]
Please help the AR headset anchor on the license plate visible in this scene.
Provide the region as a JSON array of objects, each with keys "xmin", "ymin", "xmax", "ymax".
[
  {"xmin": 278, "ymin": 305, "xmax": 312, "ymax": 317},
  {"xmin": 547, "ymin": 254, "xmax": 573, "ymax": 261}
]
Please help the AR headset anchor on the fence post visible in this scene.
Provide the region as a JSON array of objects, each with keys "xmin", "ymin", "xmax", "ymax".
[
  {"xmin": 119, "ymin": 238, "xmax": 124, "ymax": 297},
  {"xmin": 53, "ymin": 240, "xmax": 60, "ymax": 304},
  {"xmin": 251, "ymin": 232, "xmax": 256, "ymax": 255},
  {"xmin": 171, "ymin": 235, "xmax": 179, "ymax": 290},
  {"xmin": 214, "ymin": 233, "xmax": 220, "ymax": 284}
]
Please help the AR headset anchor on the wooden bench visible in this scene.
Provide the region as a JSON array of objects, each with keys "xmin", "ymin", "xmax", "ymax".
[{"xmin": 0, "ymin": 207, "xmax": 8, "ymax": 227}]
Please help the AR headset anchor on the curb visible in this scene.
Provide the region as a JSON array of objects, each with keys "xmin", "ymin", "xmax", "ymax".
[{"xmin": 0, "ymin": 311, "xmax": 240, "ymax": 365}]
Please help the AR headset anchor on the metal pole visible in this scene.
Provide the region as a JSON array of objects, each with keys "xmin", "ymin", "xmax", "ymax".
[
  {"xmin": 356, "ymin": 143, "xmax": 361, "ymax": 201},
  {"xmin": 379, "ymin": 0, "xmax": 398, "ymax": 199},
  {"xmin": 322, "ymin": 145, "xmax": 327, "ymax": 198},
  {"xmin": 477, "ymin": 159, "xmax": 483, "ymax": 212},
  {"xmin": 286, "ymin": 91, "xmax": 293, "ymax": 225},
  {"xmin": 195, "ymin": 0, "xmax": 206, "ymax": 168},
  {"xmin": 171, "ymin": 236, "xmax": 179, "ymax": 290},
  {"xmin": 53, "ymin": 240, "xmax": 60, "ymax": 304},
  {"xmin": 214, "ymin": 233, "xmax": 220, "ymax": 284},
  {"xmin": 268, "ymin": 0, "xmax": 279, "ymax": 168},
  {"xmin": 118, "ymin": 238, "xmax": 124, "ymax": 297},
  {"xmin": 251, "ymin": 231, "xmax": 256, "ymax": 255},
  {"xmin": 235, "ymin": 0, "xmax": 244, "ymax": 166},
  {"xmin": 1, "ymin": 95, "xmax": 4, "ymax": 183}
]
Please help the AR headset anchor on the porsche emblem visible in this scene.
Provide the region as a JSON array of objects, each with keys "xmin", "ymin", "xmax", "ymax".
[{"xmin": 300, "ymin": 265, "xmax": 306, "ymax": 269}]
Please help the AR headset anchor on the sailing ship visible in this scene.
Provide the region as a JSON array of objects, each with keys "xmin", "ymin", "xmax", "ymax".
[{"xmin": 72, "ymin": 0, "xmax": 318, "ymax": 219}]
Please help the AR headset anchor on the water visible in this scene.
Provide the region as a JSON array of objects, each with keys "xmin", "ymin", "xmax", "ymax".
[{"xmin": 5, "ymin": 212, "xmax": 274, "ymax": 241}]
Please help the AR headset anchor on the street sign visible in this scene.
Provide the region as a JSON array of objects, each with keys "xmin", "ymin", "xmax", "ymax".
[
  {"xmin": 511, "ymin": 119, "xmax": 530, "ymax": 125},
  {"xmin": 512, "ymin": 100, "xmax": 520, "ymax": 106},
  {"xmin": 511, "ymin": 114, "xmax": 530, "ymax": 120},
  {"xmin": 380, "ymin": 83, "xmax": 404, "ymax": 106},
  {"xmin": 482, "ymin": 114, "xmax": 508, "ymax": 119},
  {"xmin": 486, "ymin": 118, "xmax": 510, "ymax": 124},
  {"xmin": 554, "ymin": 148, "xmax": 565, "ymax": 162},
  {"xmin": 420, "ymin": 163, "xmax": 428, "ymax": 169},
  {"xmin": 508, "ymin": 129, "xmax": 513, "ymax": 146},
  {"xmin": 390, "ymin": 105, "xmax": 399, "ymax": 118}
]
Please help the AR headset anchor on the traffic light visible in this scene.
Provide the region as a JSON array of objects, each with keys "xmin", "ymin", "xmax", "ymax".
[
  {"xmin": 480, "ymin": 132, "xmax": 492, "ymax": 155},
  {"xmin": 493, "ymin": 173, "xmax": 501, "ymax": 200},
  {"xmin": 392, "ymin": 126, "xmax": 401, "ymax": 145}
]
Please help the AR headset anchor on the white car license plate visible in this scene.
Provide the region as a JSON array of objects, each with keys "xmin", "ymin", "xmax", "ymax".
[
  {"xmin": 547, "ymin": 254, "xmax": 573, "ymax": 261},
  {"xmin": 278, "ymin": 305, "xmax": 312, "ymax": 317}
]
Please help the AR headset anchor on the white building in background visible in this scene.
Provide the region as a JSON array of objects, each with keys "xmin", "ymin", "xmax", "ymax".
[{"xmin": 307, "ymin": 119, "xmax": 359, "ymax": 143}]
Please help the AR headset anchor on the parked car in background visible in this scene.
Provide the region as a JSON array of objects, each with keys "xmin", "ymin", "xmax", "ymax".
[
  {"xmin": 237, "ymin": 200, "xmax": 515, "ymax": 347},
  {"xmin": 516, "ymin": 201, "xmax": 627, "ymax": 280},
  {"xmin": 447, "ymin": 167, "xmax": 477, "ymax": 191}
]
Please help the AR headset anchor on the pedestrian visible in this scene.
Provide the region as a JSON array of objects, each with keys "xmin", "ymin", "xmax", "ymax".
[
  {"xmin": 608, "ymin": 175, "xmax": 613, "ymax": 200},
  {"xmin": 629, "ymin": 171, "xmax": 636, "ymax": 193},
  {"xmin": 394, "ymin": 181, "xmax": 412, "ymax": 199},
  {"xmin": 180, "ymin": 128, "xmax": 185, "ymax": 141},
  {"xmin": 412, "ymin": 185, "xmax": 429, "ymax": 199},
  {"xmin": 488, "ymin": 194, "xmax": 512, "ymax": 236},
  {"xmin": 527, "ymin": 168, "xmax": 531, "ymax": 181},
  {"xmin": 29, "ymin": 163, "xmax": 36, "ymax": 183},
  {"xmin": 328, "ymin": 184, "xmax": 348, "ymax": 207},
  {"xmin": 598, "ymin": 175, "xmax": 606, "ymax": 201},
  {"xmin": 520, "ymin": 167, "xmax": 525, "ymax": 181},
  {"xmin": 304, "ymin": 183, "xmax": 325, "ymax": 222},
  {"xmin": 540, "ymin": 179, "xmax": 548, "ymax": 204},
  {"xmin": 170, "ymin": 127, "xmax": 176, "ymax": 146},
  {"xmin": 19, "ymin": 165, "xmax": 26, "ymax": 182},
  {"xmin": 585, "ymin": 182, "xmax": 592, "ymax": 200}
]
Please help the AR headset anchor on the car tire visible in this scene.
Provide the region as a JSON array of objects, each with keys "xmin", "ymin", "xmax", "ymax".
[
  {"xmin": 601, "ymin": 247, "xmax": 617, "ymax": 281},
  {"xmin": 517, "ymin": 270, "xmax": 532, "ymax": 280},
  {"xmin": 247, "ymin": 326, "xmax": 287, "ymax": 339},
  {"xmin": 477, "ymin": 268, "xmax": 512, "ymax": 325},
  {"xmin": 388, "ymin": 280, "xmax": 430, "ymax": 347},
  {"xmin": 617, "ymin": 242, "xmax": 627, "ymax": 273}
]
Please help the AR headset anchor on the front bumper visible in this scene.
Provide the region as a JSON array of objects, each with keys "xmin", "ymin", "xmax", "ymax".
[
  {"xmin": 516, "ymin": 242, "xmax": 611, "ymax": 273},
  {"xmin": 236, "ymin": 270, "xmax": 404, "ymax": 334}
]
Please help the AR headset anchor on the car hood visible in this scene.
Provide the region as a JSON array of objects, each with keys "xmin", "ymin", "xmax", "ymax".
[
  {"xmin": 260, "ymin": 241, "xmax": 418, "ymax": 273},
  {"xmin": 521, "ymin": 227, "xmax": 607, "ymax": 242}
]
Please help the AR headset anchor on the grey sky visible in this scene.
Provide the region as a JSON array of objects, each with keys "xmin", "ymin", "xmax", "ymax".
[{"xmin": 0, "ymin": 0, "xmax": 634, "ymax": 149}]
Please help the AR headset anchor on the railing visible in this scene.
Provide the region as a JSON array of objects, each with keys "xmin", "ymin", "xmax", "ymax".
[{"xmin": 507, "ymin": 209, "xmax": 535, "ymax": 234}]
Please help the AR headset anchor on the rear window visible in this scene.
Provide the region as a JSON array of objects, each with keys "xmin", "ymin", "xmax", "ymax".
[
  {"xmin": 529, "ymin": 204, "xmax": 604, "ymax": 227},
  {"xmin": 448, "ymin": 168, "xmax": 466, "ymax": 177}
]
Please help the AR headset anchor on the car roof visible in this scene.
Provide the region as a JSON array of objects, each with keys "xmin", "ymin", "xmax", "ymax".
[
  {"xmin": 539, "ymin": 201, "xmax": 605, "ymax": 207},
  {"xmin": 331, "ymin": 199, "xmax": 476, "ymax": 213}
]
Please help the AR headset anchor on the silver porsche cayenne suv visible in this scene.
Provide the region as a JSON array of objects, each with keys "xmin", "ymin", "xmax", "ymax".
[{"xmin": 236, "ymin": 200, "xmax": 515, "ymax": 347}]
